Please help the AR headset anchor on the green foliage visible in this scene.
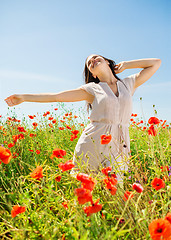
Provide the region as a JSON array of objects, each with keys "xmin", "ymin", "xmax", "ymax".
[{"xmin": 0, "ymin": 105, "xmax": 170, "ymax": 240}]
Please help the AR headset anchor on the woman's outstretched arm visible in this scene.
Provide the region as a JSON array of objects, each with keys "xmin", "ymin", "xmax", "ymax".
[
  {"xmin": 115, "ymin": 58, "xmax": 161, "ymax": 90},
  {"xmin": 125, "ymin": 58, "xmax": 161, "ymax": 89},
  {"xmin": 4, "ymin": 88, "xmax": 94, "ymax": 107}
]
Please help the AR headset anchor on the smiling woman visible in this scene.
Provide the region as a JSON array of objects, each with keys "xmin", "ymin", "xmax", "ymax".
[{"xmin": 4, "ymin": 54, "xmax": 161, "ymax": 186}]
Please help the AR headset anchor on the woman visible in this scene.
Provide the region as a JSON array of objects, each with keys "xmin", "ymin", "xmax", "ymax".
[{"xmin": 4, "ymin": 55, "xmax": 161, "ymax": 185}]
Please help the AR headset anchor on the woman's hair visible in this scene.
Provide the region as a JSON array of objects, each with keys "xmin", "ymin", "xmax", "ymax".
[{"xmin": 83, "ymin": 55, "xmax": 122, "ymax": 114}]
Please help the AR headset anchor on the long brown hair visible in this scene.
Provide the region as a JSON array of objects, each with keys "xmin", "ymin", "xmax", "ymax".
[{"xmin": 83, "ymin": 55, "xmax": 122, "ymax": 114}]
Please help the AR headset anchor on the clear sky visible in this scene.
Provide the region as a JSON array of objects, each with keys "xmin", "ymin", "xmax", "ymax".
[{"xmin": 0, "ymin": 0, "xmax": 170, "ymax": 123}]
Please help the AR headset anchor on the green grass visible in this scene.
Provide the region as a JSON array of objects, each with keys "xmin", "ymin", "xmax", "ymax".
[{"xmin": 0, "ymin": 104, "xmax": 170, "ymax": 240}]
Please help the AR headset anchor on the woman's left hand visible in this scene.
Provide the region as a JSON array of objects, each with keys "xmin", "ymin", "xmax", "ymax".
[{"xmin": 114, "ymin": 61, "xmax": 126, "ymax": 74}]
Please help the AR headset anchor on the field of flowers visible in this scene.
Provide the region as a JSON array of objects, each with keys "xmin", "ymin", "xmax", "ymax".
[{"xmin": 0, "ymin": 103, "xmax": 171, "ymax": 240}]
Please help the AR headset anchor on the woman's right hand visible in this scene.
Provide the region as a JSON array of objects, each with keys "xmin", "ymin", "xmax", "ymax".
[{"xmin": 4, "ymin": 94, "xmax": 24, "ymax": 107}]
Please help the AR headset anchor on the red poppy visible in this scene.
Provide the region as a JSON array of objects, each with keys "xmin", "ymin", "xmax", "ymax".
[
  {"xmin": 49, "ymin": 123, "xmax": 53, "ymax": 128},
  {"xmin": 17, "ymin": 126, "xmax": 26, "ymax": 132},
  {"xmin": 83, "ymin": 199, "xmax": 103, "ymax": 217},
  {"xmin": 149, "ymin": 218, "xmax": 171, "ymax": 240},
  {"xmin": 36, "ymin": 150, "xmax": 40, "ymax": 154},
  {"xmin": 48, "ymin": 117, "xmax": 53, "ymax": 120},
  {"xmin": 12, "ymin": 152, "xmax": 19, "ymax": 158},
  {"xmin": 46, "ymin": 111, "xmax": 50, "ymax": 115},
  {"xmin": 161, "ymin": 166, "xmax": 169, "ymax": 172},
  {"xmin": 71, "ymin": 130, "xmax": 79, "ymax": 135},
  {"xmin": 75, "ymin": 187, "xmax": 93, "ymax": 204},
  {"xmin": 8, "ymin": 143, "xmax": 15, "ymax": 148},
  {"xmin": 50, "ymin": 148, "xmax": 66, "ymax": 159},
  {"xmin": 148, "ymin": 117, "xmax": 160, "ymax": 125},
  {"xmin": 52, "ymin": 119, "xmax": 56, "ymax": 124},
  {"xmin": 58, "ymin": 160, "xmax": 75, "ymax": 172},
  {"xmin": 54, "ymin": 108, "xmax": 58, "ymax": 111},
  {"xmin": 148, "ymin": 125, "xmax": 157, "ymax": 136},
  {"xmin": 30, "ymin": 166, "xmax": 43, "ymax": 180},
  {"xmin": 70, "ymin": 135, "xmax": 78, "ymax": 141},
  {"xmin": 132, "ymin": 183, "xmax": 144, "ymax": 193},
  {"xmin": 101, "ymin": 134, "xmax": 112, "ymax": 144},
  {"xmin": 11, "ymin": 205, "xmax": 26, "ymax": 218},
  {"xmin": 55, "ymin": 175, "xmax": 61, "ymax": 182},
  {"xmin": 103, "ymin": 177, "xmax": 117, "ymax": 195},
  {"xmin": 29, "ymin": 133, "xmax": 36, "ymax": 137},
  {"xmin": 165, "ymin": 212, "xmax": 171, "ymax": 224},
  {"xmin": 28, "ymin": 115, "xmax": 34, "ymax": 119},
  {"xmin": 0, "ymin": 146, "xmax": 12, "ymax": 164},
  {"xmin": 66, "ymin": 125, "xmax": 71, "ymax": 130},
  {"xmin": 123, "ymin": 191, "xmax": 134, "ymax": 201},
  {"xmin": 32, "ymin": 122, "xmax": 38, "ymax": 128},
  {"xmin": 101, "ymin": 166, "xmax": 112, "ymax": 176},
  {"xmin": 151, "ymin": 178, "xmax": 165, "ymax": 191},
  {"xmin": 59, "ymin": 127, "xmax": 65, "ymax": 130},
  {"xmin": 62, "ymin": 202, "xmax": 68, "ymax": 210},
  {"xmin": 28, "ymin": 149, "xmax": 34, "ymax": 152},
  {"xmin": 76, "ymin": 173, "xmax": 97, "ymax": 191}
]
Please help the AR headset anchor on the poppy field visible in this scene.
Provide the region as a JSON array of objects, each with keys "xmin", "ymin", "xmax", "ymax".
[{"xmin": 0, "ymin": 103, "xmax": 171, "ymax": 240}]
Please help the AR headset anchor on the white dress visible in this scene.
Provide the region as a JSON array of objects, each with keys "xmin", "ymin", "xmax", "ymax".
[{"xmin": 72, "ymin": 74, "xmax": 137, "ymax": 182}]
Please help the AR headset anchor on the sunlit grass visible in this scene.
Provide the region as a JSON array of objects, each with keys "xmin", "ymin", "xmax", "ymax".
[{"xmin": 0, "ymin": 103, "xmax": 170, "ymax": 240}]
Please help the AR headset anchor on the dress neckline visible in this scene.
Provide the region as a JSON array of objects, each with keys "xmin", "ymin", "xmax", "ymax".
[{"xmin": 99, "ymin": 81, "xmax": 120, "ymax": 98}]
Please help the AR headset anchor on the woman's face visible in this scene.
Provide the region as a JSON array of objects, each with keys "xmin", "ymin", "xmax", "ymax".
[{"xmin": 86, "ymin": 54, "xmax": 109, "ymax": 76}]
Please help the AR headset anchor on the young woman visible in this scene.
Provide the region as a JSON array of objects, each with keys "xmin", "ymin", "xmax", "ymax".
[{"xmin": 4, "ymin": 55, "xmax": 161, "ymax": 185}]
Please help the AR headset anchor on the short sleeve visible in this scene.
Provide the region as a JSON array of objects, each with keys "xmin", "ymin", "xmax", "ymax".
[
  {"xmin": 79, "ymin": 82, "xmax": 96, "ymax": 96},
  {"xmin": 123, "ymin": 73, "xmax": 137, "ymax": 95}
]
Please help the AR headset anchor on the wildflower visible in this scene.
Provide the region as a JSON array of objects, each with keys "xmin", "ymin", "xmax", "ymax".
[
  {"xmin": 83, "ymin": 199, "xmax": 102, "ymax": 217},
  {"xmin": 29, "ymin": 133, "xmax": 36, "ymax": 137},
  {"xmin": 48, "ymin": 117, "xmax": 53, "ymax": 120},
  {"xmin": 28, "ymin": 149, "xmax": 34, "ymax": 152},
  {"xmin": 11, "ymin": 205, "xmax": 26, "ymax": 218},
  {"xmin": 148, "ymin": 117, "xmax": 160, "ymax": 125},
  {"xmin": 75, "ymin": 188, "xmax": 93, "ymax": 204},
  {"xmin": 17, "ymin": 126, "xmax": 26, "ymax": 132},
  {"xmin": 148, "ymin": 125, "xmax": 157, "ymax": 136},
  {"xmin": 32, "ymin": 122, "xmax": 38, "ymax": 128},
  {"xmin": 52, "ymin": 119, "xmax": 56, "ymax": 124},
  {"xmin": 55, "ymin": 175, "xmax": 61, "ymax": 182},
  {"xmin": 12, "ymin": 152, "xmax": 19, "ymax": 158},
  {"xmin": 36, "ymin": 150, "xmax": 40, "ymax": 154},
  {"xmin": 49, "ymin": 123, "xmax": 53, "ymax": 128},
  {"xmin": 28, "ymin": 115, "xmax": 34, "ymax": 119},
  {"xmin": 151, "ymin": 177, "xmax": 165, "ymax": 190},
  {"xmin": 123, "ymin": 191, "xmax": 134, "ymax": 201},
  {"xmin": 70, "ymin": 134, "xmax": 78, "ymax": 141},
  {"xmin": 101, "ymin": 134, "xmax": 112, "ymax": 144},
  {"xmin": 103, "ymin": 177, "xmax": 117, "ymax": 195},
  {"xmin": 30, "ymin": 166, "xmax": 43, "ymax": 180},
  {"xmin": 8, "ymin": 143, "xmax": 15, "ymax": 148},
  {"xmin": 161, "ymin": 166, "xmax": 169, "ymax": 172},
  {"xmin": 132, "ymin": 183, "xmax": 144, "ymax": 193},
  {"xmin": 62, "ymin": 202, "xmax": 68, "ymax": 210},
  {"xmin": 50, "ymin": 148, "xmax": 66, "ymax": 159},
  {"xmin": 101, "ymin": 166, "xmax": 112, "ymax": 176},
  {"xmin": 54, "ymin": 108, "xmax": 58, "ymax": 110},
  {"xmin": 76, "ymin": 173, "xmax": 97, "ymax": 191},
  {"xmin": 59, "ymin": 127, "xmax": 65, "ymax": 130},
  {"xmin": 149, "ymin": 218, "xmax": 171, "ymax": 240},
  {"xmin": 46, "ymin": 111, "xmax": 50, "ymax": 115},
  {"xmin": 66, "ymin": 125, "xmax": 71, "ymax": 130},
  {"xmin": 0, "ymin": 146, "xmax": 12, "ymax": 164},
  {"xmin": 165, "ymin": 212, "xmax": 171, "ymax": 224},
  {"xmin": 58, "ymin": 160, "xmax": 75, "ymax": 172}
]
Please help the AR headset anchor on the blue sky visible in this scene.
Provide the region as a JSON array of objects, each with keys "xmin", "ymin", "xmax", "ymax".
[{"xmin": 0, "ymin": 0, "xmax": 170, "ymax": 123}]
